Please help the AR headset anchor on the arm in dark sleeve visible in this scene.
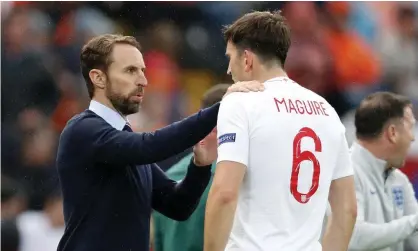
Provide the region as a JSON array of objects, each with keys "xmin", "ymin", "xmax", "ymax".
[
  {"xmin": 69, "ymin": 103, "xmax": 219, "ymax": 166},
  {"xmin": 151, "ymin": 161, "xmax": 211, "ymax": 221}
]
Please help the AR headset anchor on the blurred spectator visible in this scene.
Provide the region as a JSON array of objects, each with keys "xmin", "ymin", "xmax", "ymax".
[
  {"xmin": 377, "ymin": 4, "xmax": 418, "ymax": 102},
  {"xmin": 17, "ymin": 189, "xmax": 64, "ymax": 251},
  {"xmin": 284, "ymin": 2, "xmax": 333, "ymax": 96},
  {"xmin": 323, "ymin": 2, "xmax": 382, "ymax": 114},
  {"xmin": 17, "ymin": 110, "xmax": 59, "ymax": 210},
  {"xmin": 1, "ymin": 6, "xmax": 60, "ymax": 172},
  {"xmin": 51, "ymin": 70, "xmax": 88, "ymax": 132},
  {"xmin": 1, "ymin": 7, "xmax": 60, "ymax": 124},
  {"xmin": 348, "ymin": 2, "xmax": 378, "ymax": 44},
  {"xmin": 2, "ymin": 109, "xmax": 60, "ymax": 211},
  {"xmin": 54, "ymin": 2, "xmax": 117, "ymax": 74},
  {"xmin": 2, "ymin": 176, "xmax": 28, "ymax": 220},
  {"xmin": 1, "ymin": 219, "xmax": 21, "ymax": 251},
  {"xmin": 131, "ymin": 21, "xmax": 184, "ymax": 132}
]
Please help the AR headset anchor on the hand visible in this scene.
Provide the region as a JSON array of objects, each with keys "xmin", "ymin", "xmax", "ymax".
[
  {"xmin": 413, "ymin": 214, "xmax": 418, "ymax": 232},
  {"xmin": 193, "ymin": 137, "xmax": 217, "ymax": 167},
  {"xmin": 224, "ymin": 80, "xmax": 265, "ymax": 98}
]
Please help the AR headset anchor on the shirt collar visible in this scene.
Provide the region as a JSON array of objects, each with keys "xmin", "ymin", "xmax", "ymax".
[
  {"xmin": 351, "ymin": 141, "xmax": 392, "ymax": 179},
  {"xmin": 88, "ymin": 100, "xmax": 127, "ymax": 131},
  {"xmin": 263, "ymin": 76, "xmax": 294, "ymax": 87}
]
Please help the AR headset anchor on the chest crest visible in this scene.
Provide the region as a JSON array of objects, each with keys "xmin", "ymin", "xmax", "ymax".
[{"xmin": 392, "ymin": 186, "xmax": 404, "ymax": 210}]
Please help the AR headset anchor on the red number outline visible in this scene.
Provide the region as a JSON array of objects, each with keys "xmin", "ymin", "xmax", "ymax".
[{"xmin": 290, "ymin": 127, "xmax": 322, "ymax": 204}]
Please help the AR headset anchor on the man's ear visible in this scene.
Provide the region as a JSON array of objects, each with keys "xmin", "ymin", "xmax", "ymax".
[
  {"xmin": 89, "ymin": 69, "xmax": 106, "ymax": 89},
  {"xmin": 243, "ymin": 50, "xmax": 253, "ymax": 73},
  {"xmin": 386, "ymin": 124, "xmax": 398, "ymax": 144}
]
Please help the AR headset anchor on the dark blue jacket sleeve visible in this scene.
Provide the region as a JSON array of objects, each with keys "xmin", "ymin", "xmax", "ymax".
[
  {"xmin": 68, "ymin": 103, "xmax": 219, "ymax": 166},
  {"xmin": 151, "ymin": 161, "xmax": 211, "ymax": 221}
]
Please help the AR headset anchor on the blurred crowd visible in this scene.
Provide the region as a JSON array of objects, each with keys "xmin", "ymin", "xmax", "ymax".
[{"xmin": 1, "ymin": 1, "xmax": 418, "ymax": 251}]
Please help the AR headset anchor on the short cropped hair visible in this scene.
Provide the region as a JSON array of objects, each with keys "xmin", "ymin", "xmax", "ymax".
[
  {"xmin": 201, "ymin": 84, "xmax": 231, "ymax": 109},
  {"xmin": 80, "ymin": 34, "xmax": 141, "ymax": 98},
  {"xmin": 223, "ymin": 10, "xmax": 291, "ymax": 67},
  {"xmin": 355, "ymin": 92, "xmax": 412, "ymax": 140}
]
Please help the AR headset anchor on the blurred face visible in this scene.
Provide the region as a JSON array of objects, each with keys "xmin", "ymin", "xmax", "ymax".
[
  {"xmin": 101, "ymin": 44, "xmax": 148, "ymax": 115},
  {"xmin": 1, "ymin": 196, "xmax": 27, "ymax": 220},
  {"xmin": 388, "ymin": 106, "xmax": 416, "ymax": 167},
  {"xmin": 4, "ymin": 10, "xmax": 29, "ymax": 51},
  {"xmin": 225, "ymin": 41, "xmax": 253, "ymax": 83}
]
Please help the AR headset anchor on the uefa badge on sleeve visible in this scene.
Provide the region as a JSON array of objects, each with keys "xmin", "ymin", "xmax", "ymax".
[{"xmin": 218, "ymin": 133, "xmax": 236, "ymax": 146}]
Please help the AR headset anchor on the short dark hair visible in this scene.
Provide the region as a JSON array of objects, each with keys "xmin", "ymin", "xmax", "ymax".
[
  {"xmin": 223, "ymin": 10, "xmax": 291, "ymax": 67},
  {"xmin": 355, "ymin": 92, "xmax": 412, "ymax": 140},
  {"xmin": 201, "ymin": 84, "xmax": 231, "ymax": 108},
  {"xmin": 80, "ymin": 34, "xmax": 141, "ymax": 99}
]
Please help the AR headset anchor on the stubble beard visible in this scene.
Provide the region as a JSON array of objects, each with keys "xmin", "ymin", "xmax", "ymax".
[{"xmin": 106, "ymin": 81, "xmax": 141, "ymax": 116}]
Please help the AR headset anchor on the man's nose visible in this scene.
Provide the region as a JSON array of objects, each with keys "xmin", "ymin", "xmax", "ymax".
[{"xmin": 137, "ymin": 77, "xmax": 148, "ymax": 87}]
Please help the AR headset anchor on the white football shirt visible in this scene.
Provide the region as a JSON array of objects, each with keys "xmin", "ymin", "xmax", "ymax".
[{"xmin": 217, "ymin": 77, "xmax": 353, "ymax": 251}]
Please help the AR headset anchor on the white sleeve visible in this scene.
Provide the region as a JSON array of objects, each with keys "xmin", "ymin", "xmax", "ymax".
[
  {"xmin": 332, "ymin": 127, "xmax": 354, "ymax": 180},
  {"xmin": 349, "ymin": 176, "xmax": 418, "ymax": 250},
  {"xmin": 403, "ymin": 174, "xmax": 418, "ymax": 215},
  {"xmin": 402, "ymin": 174, "xmax": 418, "ymax": 250},
  {"xmin": 406, "ymin": 234, "xmax": 418, "ymax": 251},
  {"xmin": 216, "ymin": 93, "xmax": 250, "ymax": 166}
]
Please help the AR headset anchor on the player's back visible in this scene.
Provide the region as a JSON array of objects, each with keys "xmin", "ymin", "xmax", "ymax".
[{"xmin": 226, "ymin": 77, "xmax": 346, "ymax": 251}]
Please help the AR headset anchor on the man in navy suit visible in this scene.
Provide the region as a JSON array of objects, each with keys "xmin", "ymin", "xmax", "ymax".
[{"xmin": 56, "ymin": 34, "xmax": 263, "ymax": 251}]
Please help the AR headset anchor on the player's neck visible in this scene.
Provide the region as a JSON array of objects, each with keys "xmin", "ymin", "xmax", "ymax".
[{"xmin": 252, "ymin": 67, "xmax": 288, "ymax": 83}]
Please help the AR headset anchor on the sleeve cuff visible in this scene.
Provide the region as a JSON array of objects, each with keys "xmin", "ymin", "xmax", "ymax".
[
  {"xmin": 188, "ymin": 157, "xmax": 212, "ymax": 177},
  {"xmin": 201, "ymin": 102, "xmax": 220, "ymax": 122}
]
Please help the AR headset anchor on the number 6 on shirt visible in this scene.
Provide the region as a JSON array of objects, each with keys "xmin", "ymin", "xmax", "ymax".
[{"xmin": 290, "ymin": 127, "xmax": 322, "ymax": 204}]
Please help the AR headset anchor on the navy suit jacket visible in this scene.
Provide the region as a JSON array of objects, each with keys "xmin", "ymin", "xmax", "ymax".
[{"xmin": 56, "ymin": 103, "xmax": 219, "ymax": 251}]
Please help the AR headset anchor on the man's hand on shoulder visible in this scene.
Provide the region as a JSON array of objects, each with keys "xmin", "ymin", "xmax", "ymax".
[
  {"xmin": 193, "ymin": 137, "xmax": 217, "ymax": 167},
  {"xmin": 224, "ymin": 81, "xmax": 264, "ymax": 98}
]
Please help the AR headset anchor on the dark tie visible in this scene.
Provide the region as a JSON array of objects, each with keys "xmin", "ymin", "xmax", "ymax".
[{"xmin": 123, "ymin": 123, "xmax": 133, "ymax": 132}]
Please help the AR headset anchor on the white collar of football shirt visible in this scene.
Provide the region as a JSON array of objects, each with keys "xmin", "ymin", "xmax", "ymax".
[
  {"xmin": 89, "ymin": 100, "xmax": 128, "ymax": 131},
  {"xmin": 264, "ymin": 76, "xmax": 289, "ymax": 83},
  {"xmin": 264, "ymin": 76, "xmax": 290, "ymax": 84},
  {"xmin": 351, "ymin": 141, "xmax": 393, "ymax": 182}
]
